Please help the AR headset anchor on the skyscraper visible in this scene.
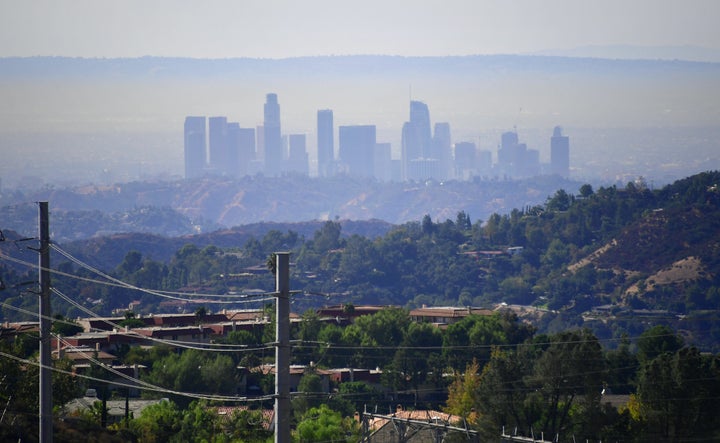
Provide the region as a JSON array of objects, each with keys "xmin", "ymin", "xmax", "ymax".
[
  {"xmin": 454, "ymin": 141, "xmax": 477, "ymax": 180},
  {"xmin": 208, "ymin": 116, "xmax": 229, "ymax": 175},
  {"xmin": 497, "ymin": 130, "xmax": 539, "ymax": 178},
  {"xmin": 402, "ymin": 100, "xmax": 433, "ymax": 181},
  {"xmin": 339, "ymin": 125, "xmax": 376, "ymax": 178},
  {"xmin": 227, "ymin": 124, "xmax": 255, "ymax": 177},
  {"xmin": 287, "ymin": 134, "xmax": 309, "ymax": 176},
  {"xmin": 317, "ymin": 109, "xmax": 334, "ymax": 177},
  {"xmin": 184, "ymin": 116, "xmax": 206, "ymax": 179},
  {"xmin": 550, "ymin": 126, "xmax": 570, "ymax": 177},
  {"xmin": 264, "ymin": 93, "xmax": 282, "ymax": 176}
]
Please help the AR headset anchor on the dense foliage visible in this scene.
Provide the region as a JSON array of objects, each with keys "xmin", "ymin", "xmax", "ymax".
[
  {"xmin": 2, "ymin": 307, "xmax": 720, "ymax": 441},
  {"xmin": 3, "ymin": 171, "xmax": 720, "ymax": 440},
  {"xmin": 5, "ymin": 171, "xmax": 720, "ymax": 350}
]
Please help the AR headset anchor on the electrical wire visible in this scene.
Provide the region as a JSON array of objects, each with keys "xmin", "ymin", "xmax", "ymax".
[
  {"xmin": 0, "ymin": 301, "xmax": 85, "ymax": 330},
  {"xmin": 0, "ymin": 349, "xmax": 274, "ymax": 403},
  {"xmin": 51, "ymin": 288, "xmax": 274, "ymax": 352},
  {"xmin": 0, "ymin": 248, "xmax": 278, "ymax": 304},
  {"xmin": 51, "ymin": 244, "xmax": 278, "ymax": 302}
]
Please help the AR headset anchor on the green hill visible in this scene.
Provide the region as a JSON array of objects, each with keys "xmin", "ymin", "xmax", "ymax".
[{"xmin": 3, "ymin": 171, "xmax": 720, "ymax": 349}]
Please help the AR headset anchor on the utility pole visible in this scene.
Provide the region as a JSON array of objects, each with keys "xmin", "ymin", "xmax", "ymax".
[
  {"xmin": 274, "ymin": 252, "xmax": 290, "ymax": 443},
  {"xmin": 38, "ymin": 202, "xmax": 53, "ymax": 443}
]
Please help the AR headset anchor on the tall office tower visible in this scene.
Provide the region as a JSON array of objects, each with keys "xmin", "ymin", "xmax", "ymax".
[
  {"xmin": 317, "ymin": 109, "xmax": 334, "ymax": 177},
  {"xmin": 287, "ymin": 134, "xmax": 309, "ymax": 176},
  {"xmin": 227, "ymin": 124, "xmax": 256, "ymax": 177},
  {"xmin": 524, "ymin": 149, "xmax": 540, "ymax": 177},
  {"xmin": 497, "ymin": 130, "xmax": 518, "ymax": 171},
  {"xmin": 477, "ymin": 149, "xmax": 493, "ymax": 175},
  {"xmin": 208, "ymin": 116, "xmax": 229, "ymax": 175},
  {"xmin": 263, "ymin": 93, "xmax": 282, "ymax": 176},
  {"xmin": 410, "ymin": 101, "xmax": 432, "ymax": 150},
  {"xmin": 402, "ymin": 100, "xmax": 433, "ymax": 181},
  {"xmin": 339, "ymin": 125, "xmax": 377, "ymax": 178},
  {"xmin": 498, "ymin": 130, "xmax": 534, "ymax": 177},
  {"xmin": 184, "ymin": 116, "xmax": 206, "ymax": 179},
  {"xmin": 226, "ymin": 122, "xmax": 241, "ymax": 177},
  {"xmin": 256, "ymin": 125, "xmax": 265, "ymax": 161},
  {"xmin": 550, "ymin": 126, "xmax": 570, "ymax": 177},
  {"xmin": 454, "ymin": 142, "xmax": 477, "ymax": 180},
  {"xmin": 433, "ymin": 122, "xmax": 452, "ymax": 180}
]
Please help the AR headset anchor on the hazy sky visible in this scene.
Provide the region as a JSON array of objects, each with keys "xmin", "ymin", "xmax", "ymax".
[{"xmin": 1, "ymin": 0, "xmax": 719, "ymax": 58}]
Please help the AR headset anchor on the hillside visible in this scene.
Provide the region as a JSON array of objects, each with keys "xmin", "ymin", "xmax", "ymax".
[
  {"xmin": 0, "ymin": 174, "xmax": 577, "ymax": 242},
  {"xmin": 2, "ymin": 171, "xmax": 720, "ymax": 350},
  {"xmin": 567, "ymin": 174, "xmax": 720, "ymax": 308},
  {"xmin": 60, "ymin": 219, "xmax": 394, "ymax": 270}
]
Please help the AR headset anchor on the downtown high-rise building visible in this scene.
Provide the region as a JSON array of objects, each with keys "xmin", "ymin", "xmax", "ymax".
[
  {"xmin": 550, "ymin": 126, "xmax": 570, "ymax": 177},
  {"xmin": 287, "ymin": 134, "xmax": 309, "ymax": 176},
  {"xmin": 227, "ymin": 124, "xmax": 256, "ymax": 177},
  {"xmin": 317, "ymin": 109, "xmax": 334, "ymax": 177},
  {"xmin": 339, "ymin": 125, "xmax": 377, "ymax": 178},
  {"xmin": 402, "ymin": 100, "xmax": 434, "ymax": 181},
  {"xmin": 208, "ymin": 116, "xmax": 230, "ymax": 175},
  {"xmin": 454, "ymin": 141, "xmax": 477, "ymax": 180},
  {"xmin": 497, "ymin": 130, "xmax": 539, "ymax": 178},
  {"xmin": 264, "ymin": 93, "xmax": 283, "ymax": 176},
  {"xmin": 184, "ymin": 116, "xmax": 206, "ymax": 179}
]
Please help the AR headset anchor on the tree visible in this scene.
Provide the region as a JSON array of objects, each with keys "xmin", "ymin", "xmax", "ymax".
[
  {"xmin": 579, "ymin": 184, "xmax": 594, "ymax": 198},
  {"xmin": 145, "ymin": 349, "xmax": 238, "ymax": 408},
  {"xmin": 176, "ymin": 400, "xmax": 220, "ymax": 442},
  {"xmin": 353, "ymin": 308, "xmax": 410, "ymax": 367},
  {"xmin": 294, "ymin": 404, "xmax": 360, "ymax": 443},
  {"xmin": 292, "ymin": 371, "xmax": 325, "ymax": 419},
  {"xmin": 392, "ymin": 322, "xmax": 443, "ymax": 394},
  {"xmin": 476, "ymin": 347, "xmax": 536, "ymax": 434},
  {"xmin": 445, "ymin": 359, "xmax": 482, "ymax": 424},
  {"xmin": 604, "ymin": 334, "xmax": 638, "ymax": 394},
  {"xmin": 130, "ymin": 399, "xmax": 182, "ymax": 443},
  {"xmin": 527, "ymin": 329, "xmax": 605, "ymax": 439},
  {"xmin": 443, "ymin": 312, "xmax": 534, "ymax": 371},
  {"xmin": 636, "ymin": 346, "xmax": 720, "ymax": 441},
  {"xmin": 224, "ymin": 407, "xmax": 273, "ymax": 442},
  {"xmin": 118, "ymin": 250, "xmax": 143, "ymax": 276},
  {"xmin": 636, "ymin": 325, "xmax": 683, "ymax": 363},
  {"xmin": 337, "ymin": 381, "xmax": 384, "ymax": 415},
  {"xmin": 546, "ymin": 189, "xmax": 572, "ymax": 212},
  {"xmin": 314, "ymin": 220, "xmax": 342, "ymax": 252},
  {"xmin": 456, "ymin": 211, "xmax": 472, "ymax": 232}
]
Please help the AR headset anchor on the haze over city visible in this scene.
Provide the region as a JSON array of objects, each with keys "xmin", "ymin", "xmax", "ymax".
[{"xmin": 1, "ymin": 0, "xmax": 720, "ymax": 190}]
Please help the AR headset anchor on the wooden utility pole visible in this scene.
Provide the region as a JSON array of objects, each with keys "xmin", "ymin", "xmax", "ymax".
[
  {"xmin": 38, "ymin": 201, "xmax": 53, "ymax": 443},
  {"xmin": 274, "ymin": 252, "xmax": 290, "ymax": 443}
]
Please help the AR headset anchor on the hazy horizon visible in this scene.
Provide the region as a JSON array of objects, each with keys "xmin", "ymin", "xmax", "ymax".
[
  {"xmin": 2, "ymin": 1, "xmax": 719, "ymax": 59},
  {"xmin": 1, "ymin": 1, "xmax": 719, "ymax": 190}
]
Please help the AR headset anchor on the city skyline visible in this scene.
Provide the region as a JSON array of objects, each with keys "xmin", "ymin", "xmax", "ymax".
[
  {"xmin": 1, "ymin": 55, "xmax": 719, "ymax": 190},
  {"xmin": 1, "ymin": 1, "xmax": 720, "ymax": 189},
  {"xmin": 184, "ymin": 95, "xmax": 569, "ymax": 182}
]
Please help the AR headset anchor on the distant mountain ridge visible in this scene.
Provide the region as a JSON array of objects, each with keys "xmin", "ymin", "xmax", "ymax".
[
  {"xmin": 530, "ymin": 45, "xmax": 720, "ymax": 63},
  {"xmin": 0, "ymin": 175, "xmax": 580, "ymax": 242}
]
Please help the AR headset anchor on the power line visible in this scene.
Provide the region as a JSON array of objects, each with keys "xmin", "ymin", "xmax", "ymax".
[
  {"xmin": 51, "ymin": 288, "xmax": 274, "ymax": 352},
  {"xmin": 51, "ymin": 244, "xmax": 278, "ymax": 302},
  {"xmin": 0, "ymin": 349, "xmax": 273, "ymax": 403},
  {"xmin": 0, "ymin": 253, "xmax": 275, "ymax": 304},
  {"xmin": 1, "ymin": 248, "xmax": 278, "ymax": 303}
]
